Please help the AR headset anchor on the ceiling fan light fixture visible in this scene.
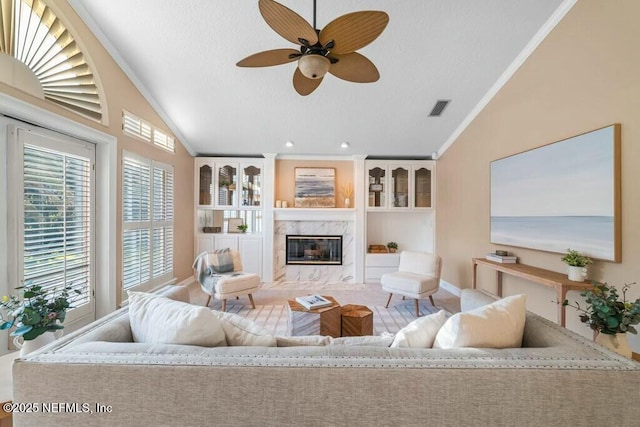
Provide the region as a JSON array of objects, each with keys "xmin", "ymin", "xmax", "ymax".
[{"xmin": 298, "ymin": 54, "xmax": 331, "ymax": 79}]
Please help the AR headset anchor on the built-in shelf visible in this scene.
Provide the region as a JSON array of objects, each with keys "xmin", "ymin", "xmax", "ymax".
[{"xmin": 274, "ymin": 208, "xmax": 356, "ymax": 222}]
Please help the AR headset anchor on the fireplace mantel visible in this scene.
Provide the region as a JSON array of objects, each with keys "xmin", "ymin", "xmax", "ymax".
[{"xmin": 274, "ymin": 208, "xmax": 356, "ymax": 222}]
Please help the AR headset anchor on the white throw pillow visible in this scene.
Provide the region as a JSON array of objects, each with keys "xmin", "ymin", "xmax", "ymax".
[
  {"xmin": 433, "ymin": 294, "xmax": 527, "ymax": 349},
  {"xmin": 128, "ymin": 292, "xmax": 226, "ymax": 347},
  {"xmin": 391, "ymin": 310, "xmax": 447, "ymax": 348},
  {"xmin": 213, "ymin": 311, "xmax": 277, "ymax": 347}
]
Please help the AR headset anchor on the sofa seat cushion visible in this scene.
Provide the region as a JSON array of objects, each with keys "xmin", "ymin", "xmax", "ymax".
[
  {"xmin": 381, "ymin": 271, "xmax": 439, "ymax": 294},
  {"xmin": 216, "ymin": 273, "xmax": 260, "ymax": 293},
  {"xmin": 434, "ymin": 294, "xmax": 527, "ymax": 349},
  {"xmin": 128, "ymin": 292, "xmax": 226, "ymax": 347}
]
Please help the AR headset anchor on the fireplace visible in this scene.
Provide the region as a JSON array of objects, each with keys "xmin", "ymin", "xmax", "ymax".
[{"xmin": 286, "ymin": 235, "xmax": 343, "ymax": 265}]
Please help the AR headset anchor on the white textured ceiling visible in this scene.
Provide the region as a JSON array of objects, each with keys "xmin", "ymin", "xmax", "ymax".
[{"xmin": 70, "ymin": 0, "xmax": 569, "ymax": 157}]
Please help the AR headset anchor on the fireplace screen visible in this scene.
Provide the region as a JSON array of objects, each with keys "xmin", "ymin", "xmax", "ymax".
[{"xmin": 286, "ymin": 235, "xmax": 343, "ymax": 265}]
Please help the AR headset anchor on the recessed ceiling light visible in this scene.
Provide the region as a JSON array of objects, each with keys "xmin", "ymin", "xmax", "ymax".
[
  {"xmin": 340, "ymin": 142, "xmax": 349, "ymax": 149},
  {"xmin": 285, "ymin": 140, "xmax": 294, "ymax": 148}
]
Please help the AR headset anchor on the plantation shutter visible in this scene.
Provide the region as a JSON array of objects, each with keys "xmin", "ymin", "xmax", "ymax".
[
  {"xmin": 122, "ymin": 152, "xmax": 174, "ymax": 292},
  {"xmin": 21, "ymin": 137, "xmax": 94, "ymax": 320},
  {"xmin": 122, "ymin": 156, "xmax": 151, "ymax": 290}
]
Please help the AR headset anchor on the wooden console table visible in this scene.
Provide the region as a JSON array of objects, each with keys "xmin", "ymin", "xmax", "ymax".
[{"xmin": 472, "ymin": 258, "xmax": 594, "ymax": 327}]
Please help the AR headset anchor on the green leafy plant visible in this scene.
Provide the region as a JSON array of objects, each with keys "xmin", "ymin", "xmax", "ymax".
[
  {"xmin": 237, "ymin": 223, "xmax": 248, "ymax": 233},
  {"xmin": 560, "ymin": 249, "xmax": 593, "ymax": 267},
  {"xmin": 563, "ymin": 281, "xmax": 640, "ymax": 335},
  {"xmin": 386, "ymin": 241, "xmax": 398, "ymax": 250},
  {"xmin": 0, "ymin": 282, "xmax": 78, "ymax": 340}
]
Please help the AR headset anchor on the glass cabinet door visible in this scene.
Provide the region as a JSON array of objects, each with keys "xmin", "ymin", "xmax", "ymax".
[
  {"xmin": 216, "ymin": 164, "xmax": 237, "ymax": 207},
  {"xmin": 414, "ymin": 167, "xmax": 432, "ymax": 208},
  {"xmin": 198, "ymin": 164, "xmax": 212, "ymax": 206},
  {"xmin": 391, "ymin": 166, "xmax": 409, "ymax": 208},
  {"xmin": 367, "ymin": 166, "xmax": 387, "ymax": 208},
  {"xmin": 241, "ymin": 165, "xmax": 261, "ymax": 207}
]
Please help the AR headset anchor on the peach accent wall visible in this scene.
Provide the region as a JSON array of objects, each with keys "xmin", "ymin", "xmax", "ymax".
[
  {"xmin": 0, "ymin": 2, "xmax": 194, "ymax": 305},
  {"xmin": 436, "ymin": 1, "xmax": 640, "ymax": 350},
  {"xmin": 275, "ymin": 159, "xmax": 354, "ymax": 208}
]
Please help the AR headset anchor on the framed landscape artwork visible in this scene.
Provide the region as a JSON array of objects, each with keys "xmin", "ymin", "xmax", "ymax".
[
  {"xmin": 294, "ymin": 167, "xmax": 336, "ymax": 208},
  {"xmin": 490, "ymin": 124, "xmax": 621, "ymax": 262}
]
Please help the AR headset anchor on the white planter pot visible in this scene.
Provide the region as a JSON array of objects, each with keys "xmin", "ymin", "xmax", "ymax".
[
  {"xmin": 13, "ymin": 330, "xmax": 63, "ymax": 357},
  {"xmin": 567, "ymin": 266, "xmax": 587, "ymax": 282},
  {"xmin": 595, "ymin": 332, "xmax": 632, "ymax": 358}
]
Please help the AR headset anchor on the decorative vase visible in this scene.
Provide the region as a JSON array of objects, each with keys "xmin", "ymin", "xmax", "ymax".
[
  {"xmin": 13, "ymin": 330, "xmax": 63, "ymax": 357},
  {"xmin": 344, "ymin": 198, "xmax": 351, "ymax": 208},
  {"xmin": 595, "ymin": 332, "xmax": 632, "ymax": 358},
  {"xmin": 567, "ymin": 266, "xmax": 587, "ymax": 282}
]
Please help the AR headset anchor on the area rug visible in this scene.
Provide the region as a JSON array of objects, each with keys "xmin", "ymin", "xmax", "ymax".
[
  {"xmin": 261, "ymin": 281, "xmax": 366, "ymax": 291},
  {"xmin": 211, "ymin": 300, "xmax": 448, "ymax": 335}
]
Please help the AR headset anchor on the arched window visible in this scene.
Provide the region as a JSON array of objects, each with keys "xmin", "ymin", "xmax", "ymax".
[{"xmin": 0, "ymin": 0, "xmax": 104, "ymax": 122}]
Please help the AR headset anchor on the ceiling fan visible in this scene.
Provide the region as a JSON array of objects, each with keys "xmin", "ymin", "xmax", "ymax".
[{"xmin": 236, "ymin": 0, "xmax": 389, "ymax": 95}]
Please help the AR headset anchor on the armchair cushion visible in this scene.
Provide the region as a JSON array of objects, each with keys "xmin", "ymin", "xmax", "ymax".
[
  {"xmin": 209, "ymin": 248, "xmax": 234, "ymax": 273},
  {"xmin": 381, "ymin": 272, "xmax": 439, "ymax": 295}
]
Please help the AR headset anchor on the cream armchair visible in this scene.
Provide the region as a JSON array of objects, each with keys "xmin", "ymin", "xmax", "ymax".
[
  {"xmin": 381, "ymin": 250, "xmax": 442, "ymax": 317},
  {"xmin": 192, "ymin": 249, "xmax": 261, "ymax": 311}
]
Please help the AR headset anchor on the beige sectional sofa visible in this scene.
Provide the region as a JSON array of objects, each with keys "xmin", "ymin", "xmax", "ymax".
[{"xmin": 12, "ymin": 286, "xmax": 640, "ymax": 427}]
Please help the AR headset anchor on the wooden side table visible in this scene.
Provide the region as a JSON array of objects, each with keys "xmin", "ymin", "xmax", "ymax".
[
  {"xmin": 341, "ymin": 305, "xmax": 373, "ymax": 336},
  {"xmin": 287, "ymin": 296, "xmax": 341, "ymax": 338},
  {"xmin": 472, "ymin": 258, "xmax": 593, "ymax": 327}
]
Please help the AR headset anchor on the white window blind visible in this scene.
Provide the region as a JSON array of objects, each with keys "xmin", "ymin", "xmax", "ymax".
[
  {"xmin": 122, "ymin": 152, "xmax": 173, "ymax": 292},
  {"xmin": 123, "ymin": 110, "xmax": 175, "ymax": 153},
  {"xmin": 153, "ymin": 129, "xmax": 175, "ymax": 153},
  {"xmin": 122, "ymin": 111, "xmax": 152, "ymax": 142},
  {"xmin": 21, "ymin": 140, "xmax": 94, "ymax": 320}
]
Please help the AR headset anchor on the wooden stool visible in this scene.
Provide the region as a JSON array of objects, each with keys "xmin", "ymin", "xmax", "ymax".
[
  {"xmin": 287, "ymin": 296, "xmax": 341, "ymax": 338},
  {"xmin": 341, "ymin": 304, "xmax": 373, "ymax": 336}
]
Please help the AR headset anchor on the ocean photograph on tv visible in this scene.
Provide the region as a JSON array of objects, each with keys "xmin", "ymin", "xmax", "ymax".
[{"xmin": 490, "ymin": 125, "xmax": 619, "ymax": 261}]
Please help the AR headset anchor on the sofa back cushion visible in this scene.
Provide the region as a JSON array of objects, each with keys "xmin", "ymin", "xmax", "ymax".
[
  {"xmin": 128, "ymin": 292, "xmax": 226, "ymax": 347},
  {"xmin": 433, "ymin": 294, "xmax": 527, "ymax": 349}
]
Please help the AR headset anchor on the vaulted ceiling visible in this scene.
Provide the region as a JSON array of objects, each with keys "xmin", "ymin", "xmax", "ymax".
[{"xmin": 70, "ymin": 0, "xmax": 570, "ymax": 157}]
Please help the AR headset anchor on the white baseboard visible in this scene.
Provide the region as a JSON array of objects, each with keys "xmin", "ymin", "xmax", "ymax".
[
  {"xmin": 179, "ymin": 276, "xmax": 196, "ymax": 287},
  {"xmin": 439, "ymin": 279, "xmax": 462, "ymax": 297}
]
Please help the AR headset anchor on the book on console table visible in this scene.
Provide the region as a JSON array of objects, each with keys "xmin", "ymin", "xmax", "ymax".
[
  {"xmin": 295, "ymin": 295, "xmax": 333, "ymax": 310},
  {"xmin": 486, "ymin": 253, "xmax": 517, "ymax": 263}
]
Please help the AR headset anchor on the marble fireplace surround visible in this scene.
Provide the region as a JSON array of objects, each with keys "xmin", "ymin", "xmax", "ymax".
[{"xmin": 274, "ymin": 218, "xmax": 355, "ymax": 283}]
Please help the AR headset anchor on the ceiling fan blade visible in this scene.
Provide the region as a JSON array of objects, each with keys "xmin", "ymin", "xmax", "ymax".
[
  {"xmin": 319, "ymin": 11, "xmax": 389, "ymax": 54},
  {"xmin": 293, "ymin": 68, "xmax": 323, "ymax": 96},
  {"xmin": 237, "ymin": 49, "xmax": 301, "ymax": 67},
  {"xmin": 259, "ymin": 0, "xmax": 318, "ymax": 46},
  {"xmin": 329, "ymin": 52, "xmax": 380, "ymax": 83}
]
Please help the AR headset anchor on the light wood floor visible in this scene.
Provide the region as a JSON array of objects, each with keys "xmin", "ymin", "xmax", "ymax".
[{"xmin": 187, "ymin": 281, "xmax": 461, "ymax": 315}]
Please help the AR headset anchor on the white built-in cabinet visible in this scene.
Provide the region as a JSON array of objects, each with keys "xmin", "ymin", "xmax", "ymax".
[
  {"xmin": 364, "ymin": 160, "xmax": 435, "ymax": 281},
  {"xmin": 195, "ymin": 157, "xmax": 264, "ymax": 276},
  {"xmin": 366, "ymin": 161, "xmax": 433, "ymax": 210}
]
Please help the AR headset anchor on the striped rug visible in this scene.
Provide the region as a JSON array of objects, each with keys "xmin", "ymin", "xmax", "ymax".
[{"xmin": 212, "ymin": 300, "xmax": 447, "ymax": 335}]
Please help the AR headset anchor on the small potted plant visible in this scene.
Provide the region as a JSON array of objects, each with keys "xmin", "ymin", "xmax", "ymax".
[
  {"xmin": 1, "ymin": 282, "xmax": 78, "ymax": 356},
  {"xmin": 237, "ymin": 223, "xmax": 248, "ymax": 233},
  {"xmin": 387, "ymin": 241, "xmax": 398, "ymax": 253},
  {"xmin": 563, "ymin": 281, "xmax": 640, "ymax": 358},
  {"xmin": 560, "ymin": 249, "xmax": 592, "ymax": 282}
]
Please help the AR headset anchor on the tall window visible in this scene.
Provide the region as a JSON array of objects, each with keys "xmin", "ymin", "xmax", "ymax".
[
  {"xmin": 122, "ymin": 152, "xmax": 173, "ymax": 293},
  {"xmin": 15, "ymin": 128, "xmax": 95, "ymax": 324}
]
